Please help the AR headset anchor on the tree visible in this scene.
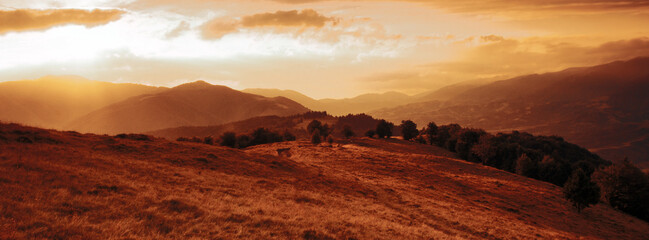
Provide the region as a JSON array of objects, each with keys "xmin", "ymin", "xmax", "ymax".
[
  {"xmin": 515, "ymin": 154, "xmax": 538, "ymax": 178},
  {"xmin": 283, "ymin": 131, "xmax": 296, "ymax": 141},
  {"xmin": 307, "ymin": 120, "xmax": 322, "ymax": 134},
  {"xmin": 425, "ymin": 122, "xmax": 438, "ymax": 145},
  {"xmin": 342, "ymin": 125, "xmax": 355, "ymax": 139},
  {"xmin": 365, "ymin": 130, "xmax": 375, "ymax": 138},
  {"xmin": 592, "ymin": 159, "xmax": 649, "ymax": 220},
  {"xmin": 203, "ymin": 136, "xmax": 214, "ymax": 145},
  {"xmin": 375, "ymin": 120, "xmax": 394, "ymax": 139},
  {"xmin": 220, "ymin": 132, "xmax": 237, "ymax": 148},
  {"xmin": 307, "ymin": 119, "xmax": 331, "ymax": 136},
  {"xmin": 326, "ymin": 135, "xmax": 334, "ymax": 144},
  {"xmin": 563, "ymin": 169, "xmax": 600, "ymax": 213},
  {"xmin": 236, "ymin": 135, "xmax": 251, "ymax": 148},
  {"xmin": 311, "ymin": 130, "xmax": 322, "ymax": 144},
  {"xmin": 400, "ymin": 120, "xmax": 419, "ymax": 141}
]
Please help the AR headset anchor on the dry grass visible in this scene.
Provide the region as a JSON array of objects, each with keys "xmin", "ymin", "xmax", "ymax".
[{"xmin": 1, "ymin": 123, "xmax": 648, "ymax": 239}]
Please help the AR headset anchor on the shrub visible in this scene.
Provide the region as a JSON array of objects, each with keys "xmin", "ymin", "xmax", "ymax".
[
  {"xmin": 592, "ymin": 159, "xmax": 649, "ymax": 220},
  {"xmin": 365, "ymin": 130, "xmax": 375, "ymax": 138},
  {"xmin": 236, "ymin": 135, "xmax": 251, "ymax": 148},
  {"xmin": 311, "ymin": 131, "xmax": 322, "ymax": 144},
  {"xmin": 326, "ymin": 135, "xmax": 334, "ymax": 144},
  {"xmin": 563, "ymin": 169, "xmax": 600, "ymax": 213},
  {"xmin": 375, "ymin": 120, "xmax": 394, "ymax": 138},
  {"xmin": 342, "ymin": 125, "xmax": 355, "ymax": 139},
  {"xmin": 283, "ymin": 131, "xmax": 296, "ymax": 141},
  {"xmin": 250, "ymin": 128, "xmax": 283, "ymax": 146},
  {"xmin": 414, "ymin": 135, "xmax": 427, "ymax": 144},
  {"xmin": 219, "ymin": 132, "xmax": 237, "ymax": 148},
  {"xmin": 400, "ymin": 120, "xmax": 419, "ymax": 141},
  {"xmin": 116, "ymin": 133, "xmax": 152, "ymax": 141},
  {"xmin": 203, "ymin": 136, "xmax": 214, "ymax": 145}
]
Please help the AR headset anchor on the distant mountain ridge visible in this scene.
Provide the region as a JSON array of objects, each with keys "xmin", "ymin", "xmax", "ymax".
[
  {"xmin": 0, "ymin": 75, "xmax": 164, "ymax": 129},
  {"xmin": 67, "ymin": 81, "xmax": 310, "ymax": 134},
  {"xmin": 370, "ymin": 56, "xmax": 649, "ymax": 169},
  {"xmin": 243, "ymin": 89, "xmax": 419, "ymax": 116}
]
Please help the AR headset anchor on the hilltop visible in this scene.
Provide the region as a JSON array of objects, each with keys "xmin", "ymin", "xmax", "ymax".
[
  {"xmin": 66, "ymin": 81, "xmax": 310, "ymax": 134},
  {"xmin": 1, "ymin": 123, "xmax": 648, "ymax": 239}
]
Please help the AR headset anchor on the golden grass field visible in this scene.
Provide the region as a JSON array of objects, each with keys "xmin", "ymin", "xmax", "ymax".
[{"xmin": 1, "ymin": 123, "xmax": 648, "ymax": 239}]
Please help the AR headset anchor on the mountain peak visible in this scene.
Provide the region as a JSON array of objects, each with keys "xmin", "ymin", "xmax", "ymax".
[{"xmin": 174, "ymin": 80, "xmax": 212, "ymax": 88}]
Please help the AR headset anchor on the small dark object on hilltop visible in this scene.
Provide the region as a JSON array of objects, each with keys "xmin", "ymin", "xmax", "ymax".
[{"xmin": 116, "ymin": 133, "xmax": 152, "ymax": 141}]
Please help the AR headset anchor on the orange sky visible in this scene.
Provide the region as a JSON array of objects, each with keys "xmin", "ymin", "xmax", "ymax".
[{"xmin": 1, "ymin": 0, "xmax": 649, "ymax": 98}]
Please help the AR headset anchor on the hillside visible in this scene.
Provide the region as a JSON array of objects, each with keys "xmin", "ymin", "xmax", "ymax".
[
  {"xmin": 147, "ymin": 112, "xmax": 389, "ymax": 140},
  {"xmin": 0, "ymin": 75, "xmax": 163, "ymax": 129},
  {"xmin": 1, "ymin": 123, "xmax": 648, "ymax": 239},
  {"xmin": 371, "ymin": 57, "xmax": 649, "ymax": 169},
  {"xmin": 67, "ymin": 81, "xmax": 310, "ymax": 134}
]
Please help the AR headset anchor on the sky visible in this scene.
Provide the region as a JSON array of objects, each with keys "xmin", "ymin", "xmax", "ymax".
[{"xmin": 1, "ymin": 0, "xmax": 649, "ymax": 98}]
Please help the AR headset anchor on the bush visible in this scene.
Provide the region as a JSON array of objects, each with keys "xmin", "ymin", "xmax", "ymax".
[
  {"xmin": 250, "ymin": 128, "xmax": 283, "ymax": 146},
  {"xmin": 592, "ymin": 159, "xmax": 649, "ymax": 220},
  {"xmin": 219, "ymin": 132, "xmax": 237, "ymax": 148},
  {"xmin": 365, "ymin": 130, "xmax": 375, "ymax": 138},
  {"xmin": 283, "ymin": 131, "xmax": 296, "ymax": 141},
  {"xmin": 203, "ymin": 136, "xmax": 214, "ymax": 145},
  {"xmin": 116, "ymin": 133, "xmax": 152, "ymax": 141},
  {"xmin": 563, "ymin": 169, "xmax": 600, "ymax": 213},
  {"xmin": 311, "ymin": 131, "xmax": 322, "ymax": 144},
  {"xmin": 375, "ymin": 120, "xmax": 394, "ymax": 139},
  {"xmin": 342, "ymin": 125, "xmax": 355, "ymax": 139},
  {"xmin": 236, "ymin": 135, "xmax": 251, "ymax": 148},
  {"xmin": 400, "ymin": 120, "xmax": 419, "ymax": 141}
]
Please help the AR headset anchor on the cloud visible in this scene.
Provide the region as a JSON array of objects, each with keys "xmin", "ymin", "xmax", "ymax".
[
  {"xmin": 201, "ymin": 18, "xmax": 240, "ymax": 39},
  {"xmin": 0, "ymin": 9, "xmax": 124, "ymax": 34},
  {"xmin": 241, "ymin": 9, "xmax": 334, "ymax": 28},
  {"xmin": 201, "ymin": 9, "xmax": 335, "ymax": 39},
  {"xmin": 165, "ymin": 21, "xmax": 190, "ymax": 39},
  {"xmin": 480, "ymin": 35, "xmax": 504, "ymax": 42},
  {"xmin": 269, "ymin": 0, "xmax": 649, "ymax": 12}
]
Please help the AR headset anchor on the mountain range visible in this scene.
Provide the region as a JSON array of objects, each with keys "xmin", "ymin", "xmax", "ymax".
[
  {"xmin": 1, "ymin": 57, "xmax": 648, "ymax": 168},
  {"xmin": 0, "ymin": 77, "xmax": 309, "ymax": 134}
]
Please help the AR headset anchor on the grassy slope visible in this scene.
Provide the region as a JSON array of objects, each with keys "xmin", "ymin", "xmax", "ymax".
[{"xmin": 1, "ymin": 123, "xmax": 648, "ymax": 239}]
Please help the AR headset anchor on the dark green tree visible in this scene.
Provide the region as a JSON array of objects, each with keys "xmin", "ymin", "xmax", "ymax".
[
  {"xmin": 307, "ymin": 120, "xmax": 322, "ymax": 134},
  {"xmin": 425, "ymin": 122, "xmax": 438, "ymax": 145},
  {"xmin": 400, "ymin": 120, "xmax": 419, "ymax": 141},
  {"xmin": 375, "ymin": 120, "xmax": 394, "ymax": 139},
  {"xmin": 311, "ymin": 130, "xmax": 322, "ymax": 144},
  {"xmin": 365, "ymin": 130, "xmax": 376, "ymax": 138},
  {"xmin": 592, "ymin": 159, "xmax": 649, "ymax": 220},
  {"xmin": 342, "ymin": 125, "xmax": 355, "ymax": 139},
  {"xmin": 219, "ymin": 132, "xmax": 237, "ymax": 148},
  {"xmin": 515, "ymin": 153, "xmax": 538, "ymax": 178},
  {"xmin": 563, "ymin": 169, "xmax": 600, "ymax": 213}
]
